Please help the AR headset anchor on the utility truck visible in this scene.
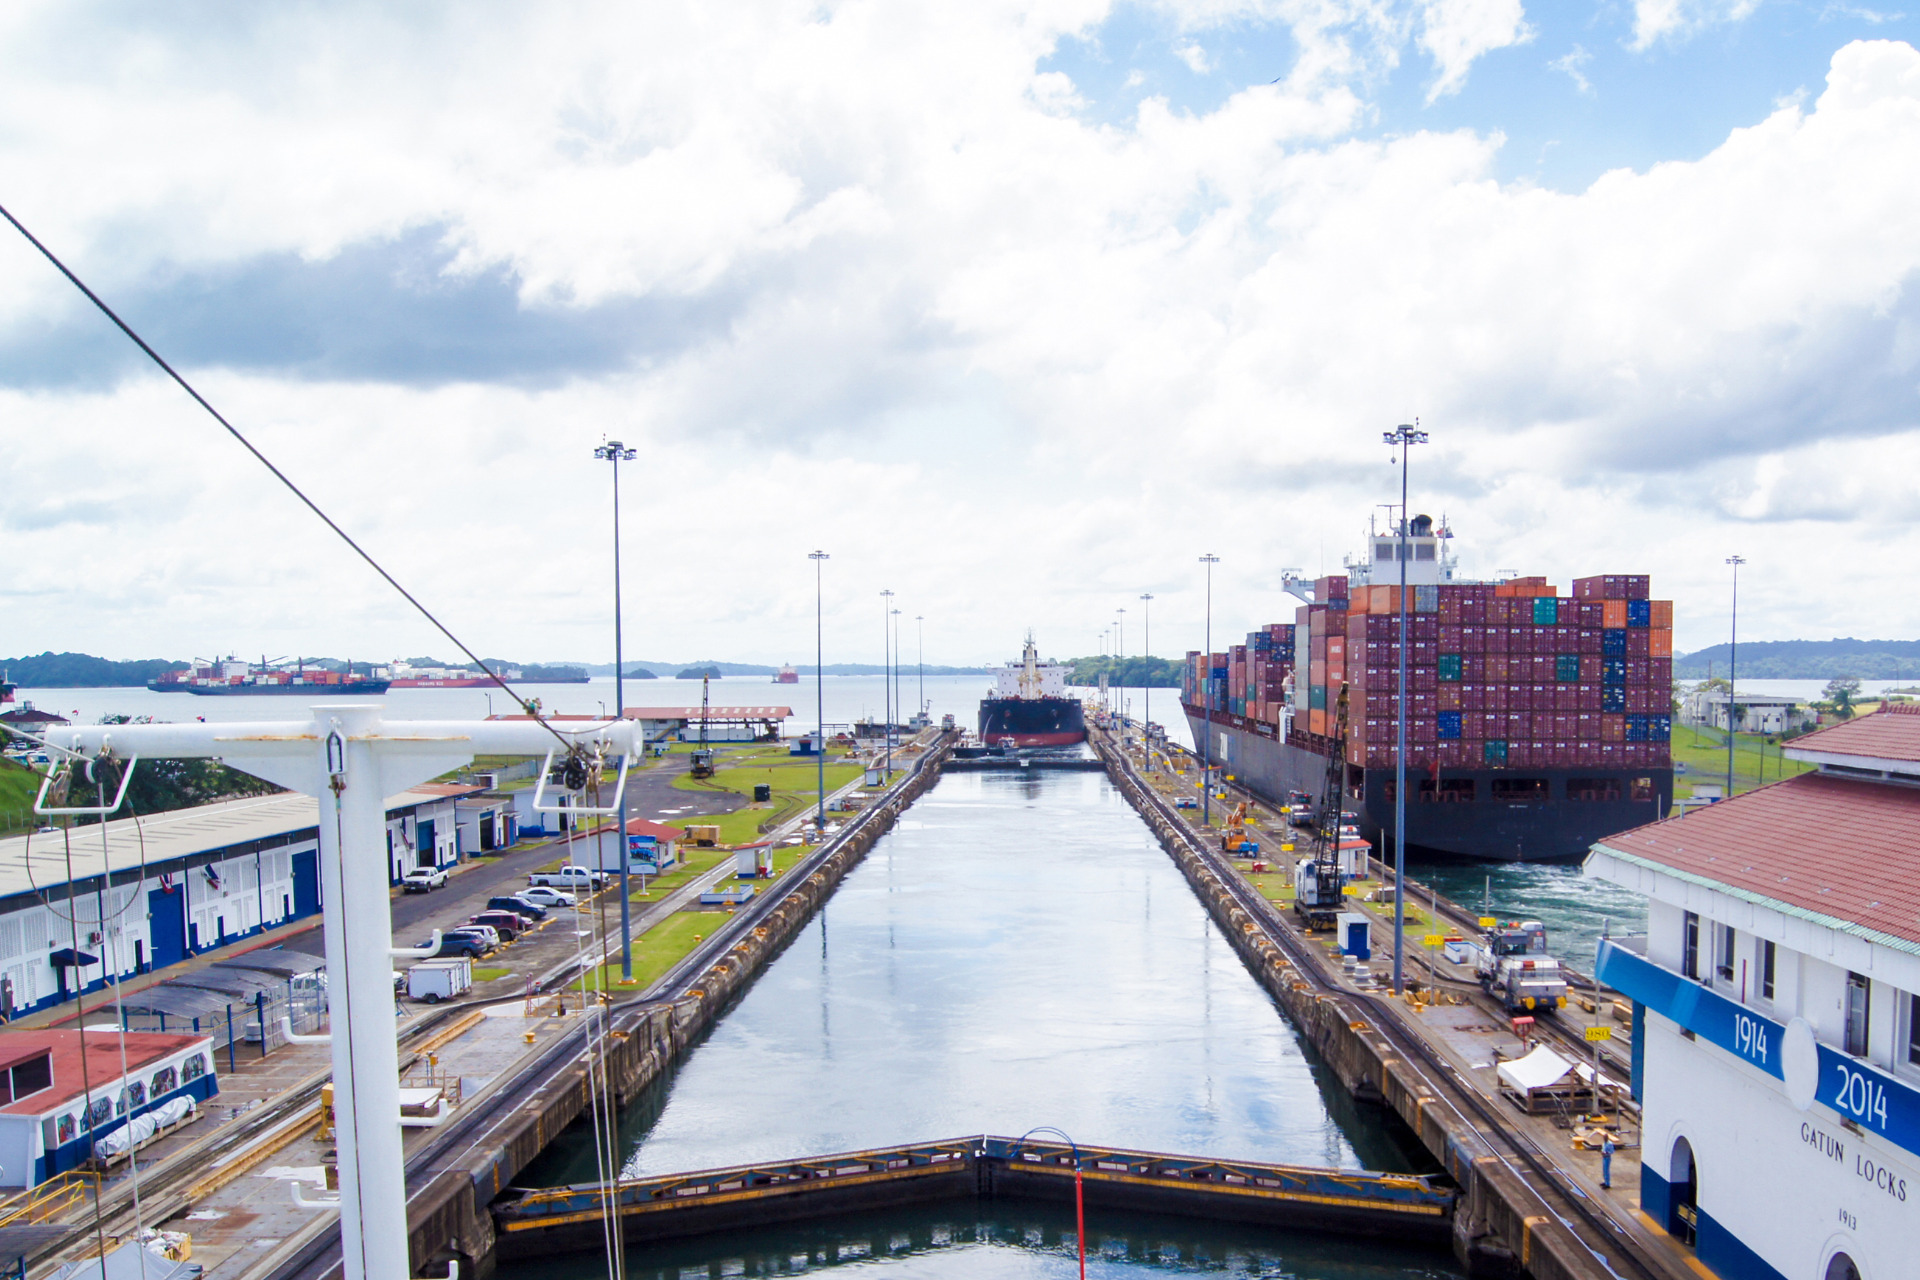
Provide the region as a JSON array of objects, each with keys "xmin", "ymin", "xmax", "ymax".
[
  {"xmin": 1476, "ymin": 921, "xmax": 1570, "ymax": 1013},
  {"xmin": 528, "ymin": 865, "xmax": 608, "ymax": 890}
]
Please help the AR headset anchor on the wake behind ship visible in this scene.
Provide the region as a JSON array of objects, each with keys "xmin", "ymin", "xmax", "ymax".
[
  {"xmin": 1183, "ymin": 516, "xmax": 1674, "ymax": 862},
  {"xmin": 979, "ymin": 636, "xmax": 1087, "ymax": 748}
]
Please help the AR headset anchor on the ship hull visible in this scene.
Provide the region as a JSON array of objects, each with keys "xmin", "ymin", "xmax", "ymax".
[
  {"xmin": 1186, "ymin": 707, "xmax": 1671, "ymax": 863},
  {"xmin": 389, "ymin": 678, "xmax": 494, "ymax": 688},
  {"xmin": 979, "ymin": 696, "xmax": 1087, "ymax": 748},
  {"xmin": 179, "ymin": 680, "xmax": 393, "ymax": 696}
]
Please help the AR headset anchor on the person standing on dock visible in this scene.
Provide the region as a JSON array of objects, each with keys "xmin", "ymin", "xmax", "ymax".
[{"xmin": 1600, "ymin": 1132, "xmax": 1614, "ymax": 1189}]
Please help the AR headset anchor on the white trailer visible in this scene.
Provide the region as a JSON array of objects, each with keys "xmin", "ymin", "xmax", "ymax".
[{"xmin": 407, "ymin": 958, "xmax": 472, "ymax": 1005}]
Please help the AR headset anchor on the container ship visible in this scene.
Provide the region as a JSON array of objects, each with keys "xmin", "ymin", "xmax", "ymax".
[
  {"xmin": 148, "ymin": 657, "xmax": 392, "ymax": 696},
  {"xmin": 387, "ymin": 660, "xmax": 521, "ymax": 688},
  {"xmin": 979, "ymin": 636, "xmax": 1087, "ymax": 748},
  {"xmin": 1182, "ymin": 516, "xmax": 1673, "ymax": 862}
]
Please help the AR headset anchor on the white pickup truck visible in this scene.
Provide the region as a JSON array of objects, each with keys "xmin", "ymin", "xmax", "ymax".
[
  {"xmin": 527, "ymin": 865, "xmax": 608, "ymax": 890},
  {"xmin": 401, "ymin": 866, "xmax": 449, "ymax": 893}
]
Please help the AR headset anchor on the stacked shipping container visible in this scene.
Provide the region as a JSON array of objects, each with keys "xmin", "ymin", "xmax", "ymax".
[{"xmin": 1186, "ymin": 573, "xmax": 1674, "ymax": 772}]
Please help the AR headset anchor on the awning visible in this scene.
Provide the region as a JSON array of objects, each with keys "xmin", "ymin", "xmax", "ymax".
[
  {"xmin": 47, "ymin": 948, "xmax": 97, "ymax": 968},
  {"xmin": 1496, "ymin": 1044, "xmax": 1592, "ymax": 1093}
]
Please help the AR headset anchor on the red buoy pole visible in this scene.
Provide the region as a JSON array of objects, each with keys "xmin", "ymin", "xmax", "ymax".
[{"xmin": 1075, "ymin": 1163, "xmax": 1086, "ymax": 1280}]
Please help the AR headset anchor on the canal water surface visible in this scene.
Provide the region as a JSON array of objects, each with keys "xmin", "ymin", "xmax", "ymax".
[{"xmin": 520, "ymin": 768, "xmax": 1460, "ymax": 1278}]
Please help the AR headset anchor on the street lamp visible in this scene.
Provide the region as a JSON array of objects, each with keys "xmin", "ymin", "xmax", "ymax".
[
  {"xmin": 880, "ymin": 589, "xmax": 895, "ymax": 773},
  {"xmin": 1139, "ymin": 593, "xmax": 1154, "ymax": 755},
  {"xmin": 810, "ymin": 551, "xmax": 829, "ymax": 832},
  {"xmin": 1726, "ymin": 555, "xmax": 1746, "ymax": 798},
  {"xmin": 1199, "ymin": 554, "xmax": 1219, "ymax": 825},
  {"xmin": 916, "ymin": 615, "xmax": 925, "ymax": 727},
  {"xmin": 1382, "ymin": 422, "xmax": 1428, "ymax": 996},
  {"xmin": 593, "ymin": 437, "xmax": 638, "ymax": 981},
  {"xmin": 891, "ymin": 607, "xmax": 903, "ymax": 743}
]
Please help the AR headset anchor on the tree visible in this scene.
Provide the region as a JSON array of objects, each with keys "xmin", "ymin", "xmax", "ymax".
[{"xmin": 1820, "ymin": 677, "xmax": 1862, "ymax": 721}]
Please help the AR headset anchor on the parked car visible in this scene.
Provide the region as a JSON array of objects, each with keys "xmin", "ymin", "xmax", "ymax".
[
  {"xmin": 516, "ymin": 886, "xmax": 577, "ymax": 908},
  {"xmin": 413, "ymin": 934, "xmax": 484, "ymax": 959},
  {"xmin": 527, "ymin": 865, "xmax": 608, "ymax": 889},
  {"xmin": 453, "ymin": 923, "xmax": 501, "ymax": 949},
  {"xmin": 488, "ymin": 896, "xmax": 546, "ymax": 921},
  {"xmin": 402, "ymin": 867, "xmax": 449, "ymax": 893},
  {"xmin": 469, "ymin": 911, "xmax": 525, "ymax": 941}
]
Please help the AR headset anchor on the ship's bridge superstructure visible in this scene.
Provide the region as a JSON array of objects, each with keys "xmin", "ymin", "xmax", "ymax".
[
  {"xmin": 1587, "ymin": 705, "xmax": 1920, "ymax": 1280},
  {"xmin": 994, "ymin": 634, "xmax": 1067, "ymax": 700}
]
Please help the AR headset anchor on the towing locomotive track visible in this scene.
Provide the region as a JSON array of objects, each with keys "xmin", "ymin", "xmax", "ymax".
[{"xmin": 1094, "ymin": 730, "xmax": 1684, "ymax": 1280}]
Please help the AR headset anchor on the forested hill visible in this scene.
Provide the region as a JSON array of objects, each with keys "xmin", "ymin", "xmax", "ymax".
[
  {"xmin": 2, "ymin": 652, "xmax": 181, "ymax": 686},
  {"xmin": 1674, "ymin": 639, "xmax": 1920, "ymax": 680}
]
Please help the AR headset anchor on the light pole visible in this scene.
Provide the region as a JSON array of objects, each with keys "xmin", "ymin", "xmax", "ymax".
[
  {"xmin": 1383, "ymin": 422, "xmax": 1428, "ymax": 996},
  {"xmin": 1140, "ymin": 593, "xmax": 1154, "ymax": 754},
  {"xmin": 916, "ymin": 615, "xmax": 925, "ymax": 727},
  {"xmin": 810, "ymin": 551, "xmax": 829, "ymax": 832},
  {"xmin": 891, "ymin": 607, "xmax": 903, "ymax": 742},
  {"xmin": 880, "ymin": 589, "xmax": 895, "ymax": 773},
  {"xmin": 594, "ymin": 437, "xmax": 637, "ymax": 981},
  {"xmin": 1726, "ymin": 555, "xmax": 1745, "ymax": 798},
  {"xmin": 1199, "ymin": 554, "xmax": 1219, "ymax": 825}
]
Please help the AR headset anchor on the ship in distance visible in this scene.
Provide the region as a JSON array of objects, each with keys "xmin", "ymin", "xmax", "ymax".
[
  {"xmin": 1183, "ymin": 514, "xmax": 1675, "ymax": 862},
  {"xmin": 148, "ymin": 656, "xmax": 392, "ymax": 696},
  {"xmin": 979, "ymin": 635, "xmax": 1087, "ymax": 749}
]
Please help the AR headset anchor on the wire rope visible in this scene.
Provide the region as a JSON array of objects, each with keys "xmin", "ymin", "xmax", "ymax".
[{"xmin": 0, "ymin": 199, "xmax": 567, "ymax": 749}]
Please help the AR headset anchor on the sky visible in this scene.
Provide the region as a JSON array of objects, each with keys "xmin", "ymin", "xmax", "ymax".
[{"xmin": 3, "ymin": 0, "xmax": 1919, "ymax": 669}]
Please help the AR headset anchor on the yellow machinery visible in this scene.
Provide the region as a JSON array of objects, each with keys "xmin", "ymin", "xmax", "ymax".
[{"xmin": 1221, "ymin": 802, "xmax": 1259, "ymax": 855}]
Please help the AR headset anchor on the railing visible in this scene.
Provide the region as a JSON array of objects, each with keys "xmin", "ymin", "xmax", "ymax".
[{"xmin": 0, "ymin": 1170, "xmax": 99, "ymax": 1227}]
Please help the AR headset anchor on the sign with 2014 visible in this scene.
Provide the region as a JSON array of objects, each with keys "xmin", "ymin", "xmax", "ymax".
[{"xmin": 1597, "ymin": 939, "xmax": 1920, "ymax": 1163}]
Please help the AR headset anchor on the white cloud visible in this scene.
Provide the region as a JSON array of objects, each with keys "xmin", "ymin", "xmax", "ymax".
[
  {"xmin": 1418, "ymin": 0, "xmax": 1532, "ymax": 100},
  {"xmin": 1550, "ymin": 44, "xmax": 1594, "ymax": 94},
  {"xmin": 1, "ymin": 8, "xmax": 1919, "ymax": 662},
  {"xmin": 1629, "ymin": 0, "xmax": 1760, "ymax": 52},
  {"xmin": 1174, "ymin": 40, "xmax": 1213, "ymax": 73}
]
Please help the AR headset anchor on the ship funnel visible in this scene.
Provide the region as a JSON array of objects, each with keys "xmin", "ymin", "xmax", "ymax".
[{"xmin": 1410, "ymin": 513, "xmax": 1433, "ymax": 537}]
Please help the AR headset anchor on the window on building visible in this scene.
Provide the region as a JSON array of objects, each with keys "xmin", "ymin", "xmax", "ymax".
[
  {"xmin": 1760, "ymin": 940, "xmax": 1776, "ymax": 1002},
  {"xmin": 1906, "ymin": 992, "xmax": 1920, "ymax": 1069},
  {"xmin": 1714, "ymin": 923, "xmax": 1735, "ymax": 983},
  {"xmin": 1845, "ymin": 972, "xmax": 1871, "ymax": 1057},
  {"xmin": 1682, "ymin": 912, "xmax": 1700, "ymax": 980}
]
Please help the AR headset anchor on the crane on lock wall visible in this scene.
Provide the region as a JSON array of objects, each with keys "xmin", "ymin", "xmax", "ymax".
[
  {"xmin": 690, "ymin": 675, "xmax": 716, "ymax": 779},
  {"xmin": 1294, "ymin": 683, "xmax": 1350, "ymax": 931}
]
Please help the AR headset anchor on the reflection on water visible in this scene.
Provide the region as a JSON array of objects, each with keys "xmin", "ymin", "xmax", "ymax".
[
  {"xmin": 504, "ymin": 1202, "xmax": 1461, "ymax": 1279},
  {"xmin": 1405, "ymin": 855, "xmax": 1647, "ymax": 970},
  {"xmin": 523, "ymin": 771, "xmax": 1433, "ymax": 1185}
]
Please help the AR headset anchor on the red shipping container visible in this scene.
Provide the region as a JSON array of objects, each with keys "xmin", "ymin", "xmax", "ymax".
[
  {"xmin": 1459, "ymin": 654, "xmax": 1482, "ymax": 681},
  {"xmin": 1529, "ymin": 655, "xmax": 1552, "ymax": 683},
  {"xmin": 1627, "ymin": 658, "xmax": 1650, "ymax": 685},
  {"xmin": 1412, "ymin": 718, "xmax": 1436, "ymax": 743},
  {"xmin": 1463, "ymin": 683, "xmax": 1487, "ymax": 711},
  {"xmin": 1439, "ymin": 624, "xmax": 1463, "ymax": 650},
  {"xmin": 1413, "ymin": 616, "xmax": 1439, "ymax": 642},
  {"xmin": 1504, "ymin": 711, "xmax": 1528, "ymax": 738},
  {"xmin": 1484, "ymin": 684, "xmax": 1506, "ymax": 711},
  {"xmin": 1624, "ymin": 575, "xmax": 1650, "ymax": 601},
  {"xmin": 1576, "ymin": 685, "xmax": 1600, "ymax": 712},
  {"xmin": 1483, "ymin": 654, "xmax": 1508, "ymax": 681},
  {"xmin": 1601, "ymin": 714, "xmax": 1624, "ymax": 742},
  {"xmin": 1554, "ymin": 686, "xmax": 1578, "ymax": 713},
  {"xmin": 1413, "ymin": 667, "xmax": 1437, "ymax": 692},
  {"xmin": 1579, "ymin": 654, "xmax": 1602, "ymax": 682},
  {"xmin": 1462, "ymin": 625, "xmax": 1486, "ymax": 654},
  {"xmin": 1508, "ymin": 743, "xmax": 1532, "ymax": 768},
  {"xmin": 1575, "ymin": 712, "xmax": 1598, "ymax": 741},
  {"xmin": 1462, "ymin": 597, "xmax": 1487, "ymax": 624},
  {"xmin": 1626, "ymin": 630, "xmax": 1650, "ymax": 658},
  {"xmin": 1578, "ymin": 628, "xmax": 1601, "ymax": 656},
  {"xmin": 1412, "ymin": 691, "xmax": 1437, "ymax": 716},
  {"xmin": 1438, "ymin": 685, "xmax": 1462, "ymax": 711},
  {"xmin": 1650, "ymin": 657, "xmax": 1673, "ymax": 686}
]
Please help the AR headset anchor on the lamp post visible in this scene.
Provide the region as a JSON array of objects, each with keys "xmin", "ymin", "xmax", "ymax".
[
  {"xmin": 1139, "ymin": 593, "xmax": 1154, "ymax": 756},
  {"xmin": 880, "ymin": 589, "xmax": 895, "ymax": 774},
  {"xmin": 916, "ymin": 615, "xmax": 925, "ymax": 727},
  {"xmin": 891, "ymin": 607, "xmax": 903, "ymax": 743},
  {"xmin": 1383, "ymin": 422, "xmax": 1428, "ymax": 997},
  {"xmin": 593, "ymin": 437, "xmax": 638, "ymax": 981},
  {"xmin": 1726, "ymin": 555, "xmax": 1745, "ymax": 798},
  {"xmin": 810, "ymin": 551, "xmax": 829, "ymax": 832},
  {"xmin": 1199, "ymin": 554, "xmax": 1219, "ymax": 825}
]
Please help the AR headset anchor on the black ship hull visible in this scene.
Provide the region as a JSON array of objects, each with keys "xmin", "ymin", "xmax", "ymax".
[
  {"xmin": 170, "ymin": 680, "xmax": 393, "ymax": 696},
  {"xmin": 1185, "ymin": 706, "xmax": 1671, "ymax": 863},
  {"xmin": 979, "ymin": 696, "xmax": 1087, "ymax": 748}
]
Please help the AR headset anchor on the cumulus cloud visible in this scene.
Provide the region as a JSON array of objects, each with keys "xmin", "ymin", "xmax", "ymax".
[
  {"xmin": 2, "ymin": 6, "xmax": 1920, "ymax": 658},
  {"xmin": 1629, "ymin": 0, "xmax": 1760, "ymax": 51},
  {"xmin": 1418, "ymin": 0, "xmax": 1532, "ymax": 100}
]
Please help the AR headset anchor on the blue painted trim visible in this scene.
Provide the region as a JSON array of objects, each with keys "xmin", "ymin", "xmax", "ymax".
[
  {"xmin": 1640, "ymin": 1163, "xmax": 1671, "ymax": 1228},
  {"xmin": 1697, "ymin": 1204, "xmax": 1789, "ymax": 1280},
  {"xmin": 1598, "ymin": 940, "xmax": 1920, "ymax": 1161}
]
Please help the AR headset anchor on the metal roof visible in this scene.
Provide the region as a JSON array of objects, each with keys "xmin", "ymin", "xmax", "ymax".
[
  {"xmin": 211, "ymin": 949, "xmax": 325, "ymax": 980},
  {"xmin": 0, "ymin": 786, "xmax": 467, "ymax": 902},
  {"xmin": 1592, "ymin": 770, "xmax": 1920, "ymax": 951}
]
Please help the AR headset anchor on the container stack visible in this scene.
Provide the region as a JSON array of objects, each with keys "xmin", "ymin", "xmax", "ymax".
[{"xmin": 1319, "ymin": 574, "xmax": 1672, "ymax": 772}]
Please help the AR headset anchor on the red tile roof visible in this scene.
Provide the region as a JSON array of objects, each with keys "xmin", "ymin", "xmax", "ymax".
[
  {"xmin": 404, "ymin": 783, "xmax": 487, "ymax": 799},
  {"xmin": 0, "ymin": 1029, "xmax": 209, "ymax": 1114},
  {"xmin": 1596, "ymin": 771, "xmax": 1920, "ymax": 949},
  {"xmin": 623, "ymin": 818, "xmax": 684, "ymax": 841},
  {"xmin": 1788, "ymin": 705, "xmax": 1920, "ymax": 765}
]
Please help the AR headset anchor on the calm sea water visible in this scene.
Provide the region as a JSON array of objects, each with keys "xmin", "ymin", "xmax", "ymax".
[{"xmin": 514, "ymin": 768, "xmax": 1457, "ymax": 1280}]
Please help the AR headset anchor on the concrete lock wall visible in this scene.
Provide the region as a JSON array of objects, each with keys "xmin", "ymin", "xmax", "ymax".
[
  {"xmin": 405, "ymin": 740, "xmax": 958, "ymax": 1280},
  {"xmin": 1092, "ymin": 739, "xmax": 1609, "ymax": 1280}
]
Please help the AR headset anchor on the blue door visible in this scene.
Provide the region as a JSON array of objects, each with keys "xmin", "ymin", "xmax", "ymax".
[
  {"xmin": 148, "ymin": 888, "xmax": 186, "ymax": 969},
  {"xmin": 292, "ymin": 850, "xmax": 320, "ymax": 919},
  {"xmin": 414, "ymin": 820, "xmax": 436, "ymax": 869}
]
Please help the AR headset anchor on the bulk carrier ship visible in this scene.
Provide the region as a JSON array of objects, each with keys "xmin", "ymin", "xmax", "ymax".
[
  {"xmin": 1182, "ymin": 516, "xmax": 1674, "ymax": 862},
  {"xmin": 979, "ymin": 636, "xmax": 1087, "ymax": 748}
]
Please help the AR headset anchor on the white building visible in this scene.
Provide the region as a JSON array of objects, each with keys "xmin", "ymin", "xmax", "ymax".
[
  {"xmin": 1587, "ymin": 705, "xmax": 1920, "ymax": 1280},
  {"xmin": 1682, "ymin": 688, "xmax": 1809, "ymax": 735}
]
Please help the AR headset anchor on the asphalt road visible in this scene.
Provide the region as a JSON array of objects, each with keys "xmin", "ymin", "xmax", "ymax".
[{"xmin": 279, "ymin": 749, "xmax": 749, "ymax": 956}]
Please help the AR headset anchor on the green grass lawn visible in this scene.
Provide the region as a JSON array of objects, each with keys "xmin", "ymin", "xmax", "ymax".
[
  {"xmin": 470, "ymin": 966, "xmax": 512, "ymax": 982},
  {"xmin": 1670, "ymin": 723, "xmax": 1815, "ymax": 797},
  {"xmin": 0, "ymin": 760, "xmax": 41, "ymax": 837},
  {"xmin": 669, "ymin": 749, "xmax": 864, "ymax": 839},
  {"xmin": 573, "ymin": 912, "xmax": 717, "ymax": 994},
  {"xmin": 626, "ymin": 844, "xmax": 737, "ymax": 897}
]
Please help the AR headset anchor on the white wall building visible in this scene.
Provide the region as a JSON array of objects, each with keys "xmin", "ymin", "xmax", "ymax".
[{"xmin": 1587, "ymin": 705, "xmax": 1920, "ymax": 1280}]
